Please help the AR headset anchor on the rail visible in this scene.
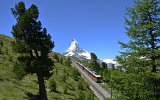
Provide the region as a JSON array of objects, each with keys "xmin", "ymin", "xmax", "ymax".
[{"xmin": 72, "ymin": 60, "xmax": 111, "ymax": 99}]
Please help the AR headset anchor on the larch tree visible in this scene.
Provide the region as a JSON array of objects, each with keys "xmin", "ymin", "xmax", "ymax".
[
  {"xmin": 101, "ymin": 62, "xmax": 108, "ymax": 69},
  {"xmin": 116, "ymin": 0, "xmax": 160, "ymax": 99},
  {"xmin": 11, "ymin": 2, "xmax": 54, "ymax": 100}
]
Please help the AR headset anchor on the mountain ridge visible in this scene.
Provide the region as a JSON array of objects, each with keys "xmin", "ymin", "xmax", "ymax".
[{"xmin": 64, "ymin": 39, "xmax": 91, "ymax": 59}]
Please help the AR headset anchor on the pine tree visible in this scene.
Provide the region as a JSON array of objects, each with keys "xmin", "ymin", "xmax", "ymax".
[
  {"xmin": 101, "ymin": 62, "xmax": 108, "ymax": 69},
  {"xmin": 116, "ymin": 0, "xmax": 160, "ymax": 99},
  {"xmin": 11, "ymin": 2, "xmax": 54, "ymax": 99},
  {"xmin": 90, "ymin": 53, "xmax": 100, "ymax": 73}
]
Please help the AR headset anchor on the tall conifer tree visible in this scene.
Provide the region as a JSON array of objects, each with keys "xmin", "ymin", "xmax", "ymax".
[
  {"xmin": 116, "ymin": 0, "xmax": 160, "ymax": 99},
  {"xmin": 11, "ymin": 2, "xmax": 54, "ymax": 99},
  {"xmin": 90, "ymin": 53, "xmax": 100, "ymax": 73}
]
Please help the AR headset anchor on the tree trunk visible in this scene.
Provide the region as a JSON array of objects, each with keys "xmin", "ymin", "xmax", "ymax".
[
  {"xmin": 37, "ymin": 74, "xmax": 48, "ymax": 100},
  {"xmin": 149, "ymin": 27, "xmax": 158, "ymax": 99}
]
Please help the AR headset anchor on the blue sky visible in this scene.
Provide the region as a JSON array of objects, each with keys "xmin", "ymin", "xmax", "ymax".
[{"xmin": 0, "ymin": 0, "xmax": 134, "ymax": 59}]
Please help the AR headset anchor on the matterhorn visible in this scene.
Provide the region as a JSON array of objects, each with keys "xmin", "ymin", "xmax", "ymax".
[{"xmin": 64, "ymin": 39, "xmax": 91, "ymax": 59}]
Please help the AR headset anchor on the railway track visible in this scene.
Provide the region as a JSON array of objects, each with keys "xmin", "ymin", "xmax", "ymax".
[{"xmin": 72, "ymin": 60, "xmax": 111, "ymax": 100}]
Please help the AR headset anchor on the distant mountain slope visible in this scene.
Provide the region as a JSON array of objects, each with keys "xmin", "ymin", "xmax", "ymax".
[
  {"xmin": 64, "ymin": 39, "xmax": 91, "ymax": 59},
  {"xmin": 102, "ymin": 59, "xmax": 119, "ymax": 68}
]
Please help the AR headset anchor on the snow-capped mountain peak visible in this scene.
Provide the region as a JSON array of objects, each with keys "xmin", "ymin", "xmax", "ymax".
[
  {"xmin": 66, "ymin": 39, "xmax": 78, "ymax": 52},
  {"xmin": 65, "ymin": 39, "xmax": 91, "ymax": 59}
]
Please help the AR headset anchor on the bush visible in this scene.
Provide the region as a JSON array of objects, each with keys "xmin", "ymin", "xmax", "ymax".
[
  {"xmin": 75, "ymin": 91, "xmax": 85, "ymax": 100},
  {"xmin": 64, "ymin": 85, "xmax": 67, "ymax": 94},
  {"xmin": 49, "ymin": 79, "xmax": 57, "ymax": 92},
  {"xmin": 78, "ymin": 80, "xmax": 85, "ymax": 90},
  {"xmin": 72, "ymin": 69, "xmax": 80, "ymax": 81}
]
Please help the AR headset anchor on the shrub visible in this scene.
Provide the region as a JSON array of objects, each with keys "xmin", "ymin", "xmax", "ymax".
[{"xmin": 49, "ymin": 79, "xmax": 57, "ymax": 92}]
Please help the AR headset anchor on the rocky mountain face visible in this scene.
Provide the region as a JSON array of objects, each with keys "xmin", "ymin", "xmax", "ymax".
[{"xmin": 64, "ymin": 39, "xmax": 91, "ymax": 59}]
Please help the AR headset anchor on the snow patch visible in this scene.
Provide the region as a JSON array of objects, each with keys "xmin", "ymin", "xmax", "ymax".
[
  {"xmin": 79, "ymin": 51, "xmax": 91, "ymax": 59},
  {"xmin": 103, "ymin": 59, "xmax": 117, "ymax": 64},
  {"xmin": 103, "ymin": 59, "xmax": 119, "ymax": 68}
]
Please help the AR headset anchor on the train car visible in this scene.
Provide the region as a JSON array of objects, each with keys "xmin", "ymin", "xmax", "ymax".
[
  {"xmin": 83, "ymin": 66, "xmax": 101, "ymax": 83},
  {"xmin": 76, "ymin": 62, "xmax": 101, "ymax": 83}
]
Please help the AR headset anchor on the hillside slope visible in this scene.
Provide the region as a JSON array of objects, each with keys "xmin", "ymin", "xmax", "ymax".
[{"xmin": 0, "ymin": 34, "xmax": 98, "ymax": 100}]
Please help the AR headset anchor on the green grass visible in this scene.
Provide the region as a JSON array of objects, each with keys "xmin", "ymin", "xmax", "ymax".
[{"xmin": 0, "ymin": 34, "xmax": 98, "ymax": 100}]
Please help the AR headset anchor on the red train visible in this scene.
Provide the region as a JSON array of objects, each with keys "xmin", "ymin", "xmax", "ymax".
[{"xmin": 76, "ymin": 62, "xmax": 101, "ymax": 83}]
